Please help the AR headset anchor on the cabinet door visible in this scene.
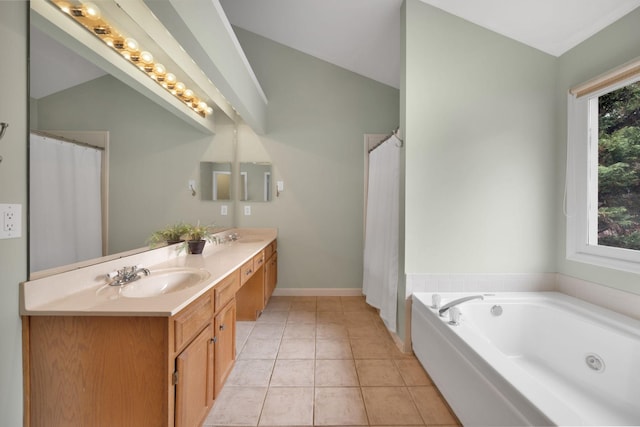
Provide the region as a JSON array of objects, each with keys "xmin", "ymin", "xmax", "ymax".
[
  {"xmin": 265, "ymin": 252, "xmax": 278, "ymax": 305},
  {"xmin": 175, "ymin": 323, "xmax": 214, "ymax": 427},
  {"xmin": 214, "ymin": 300, "xmax": 236, "ymax": 397}
]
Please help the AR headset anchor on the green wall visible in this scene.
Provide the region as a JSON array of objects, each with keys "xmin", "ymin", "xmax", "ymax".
[
  {"xmin": 233, "ymin": 28, "xmax": 400, "ymax": 290},
  {"xmin": 403, "ymin": 1, "xmax": 558, "ymax": 274},
  {"xmin": 0, "ymin": 3, "xmax": 27, "ymax": 425},
  {"xmin": 556, "ymin": 7, "xmax": 640, "ymax": 294}
]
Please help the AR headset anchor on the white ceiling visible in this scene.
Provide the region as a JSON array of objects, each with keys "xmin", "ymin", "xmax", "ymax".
[
  {"xmin": 32, "ymin": 0, "xmax": 640, "ymax": 99},
  {"xmin": 220, "ymin": 0, "xmax": 640, "ymax": 89}
]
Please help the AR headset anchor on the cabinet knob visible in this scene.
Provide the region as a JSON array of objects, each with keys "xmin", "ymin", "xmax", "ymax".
[
  {"xmin": 211, "ymin": 337, "xmax": 217, "ymax": 344},
  {"xmin": 219, "ymin": 324, "xmax": 226, "ymax": 331}
]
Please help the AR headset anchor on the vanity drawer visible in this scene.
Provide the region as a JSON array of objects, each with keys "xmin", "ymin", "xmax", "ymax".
[
  {"xmin": 253, "ymin": 251, "xmax": 265, "ymax": 270},
  {"xmin": 215, "ymin": 270, "xmax": 239, "ymax": 312},
  {"xmin": 173, "ymin": 291, "xmax": 214, "ymax": 352},
  {"xmin": 240, "ymin": 259, "xmax": 254, "ymax": 286}
]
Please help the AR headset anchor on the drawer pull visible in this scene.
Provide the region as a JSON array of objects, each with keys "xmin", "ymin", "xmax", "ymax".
[
  {"xmin": 246, "ymin": 269, "xmax": 252, "ymax": 275},
  {"xmin": 219, "ymin": 324, "xmax": 226, "ymax": 331}
]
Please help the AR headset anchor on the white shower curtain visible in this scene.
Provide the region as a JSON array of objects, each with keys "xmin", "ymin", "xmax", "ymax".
[
  {"xmin": 363, "ymin": 134, "xmax": 400, "ymax": 331},
  {"xmin": 30, "ymin": 133, "xmax": 103, "ymax": 272}
]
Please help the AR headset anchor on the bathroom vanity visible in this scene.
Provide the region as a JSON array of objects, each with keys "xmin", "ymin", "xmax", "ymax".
[{"xmin": 20, "ymin": 228, "xmax": 277, "ymax": 427}]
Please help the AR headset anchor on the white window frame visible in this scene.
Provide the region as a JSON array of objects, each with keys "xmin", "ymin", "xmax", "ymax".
[{"xmin": 566, "ymin": 75, "xmax": 640, "ymax": 273}]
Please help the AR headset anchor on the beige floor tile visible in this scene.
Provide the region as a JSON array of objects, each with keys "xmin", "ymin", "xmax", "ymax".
[
  {"xmin": 205, "ymin": 386, "xmax": 267, "ymax": 426},
  {"xmin": 277, "ymin": 338, "xmax": 316, "ymax": 359},
  {"xmin": 350, "ymin": 337, "xmax": 394, "ymax": 359},
  {"xmin": 263, "ymin": 299, "xmax": 292, "ymax": 312},
  {"xmin": 270, "ymin": 359, "xmax": 314, "ymax": 386},
  {"xmin": 317, "ymin": 311, "xmax": 345, "ymax": 324},
  {"xmin": 259, "ymin": 387, "xmax": 314, "ymax": 426},
  {"xmin": 315, "ymin": 359, "xmax": 359, "ymax": 386},
  {"xmin": 361, "ymin": 387, "xmax": 423, "ymax": 426},
  {"xmin": 314, "ymin": 387, "xmax": 368, "ymax": 426},
  {"xmin": 344, "ymin": 311, "xmax": 377, "ymax": 327},
  {"xmin": 292, "ymin": 296, "xmax": 317, "ymax": 302},
  {"xmin": 239, "ymin": 337, "xmax": 281, "ymax": 360},
  {"xmin": 316, "ymin": 297, "xmax": 343, "ymax": 312},
  {"xmin": 283, "ymin": 322, "xmax": 316, "ymax": 339},
  {"xmin": 317, "ymin": 323, "xmax": 348, "ymax": 339},
  {"xmin": 249, "ymin": 323, "xmax": 285, "ymax": 339},
  {"xmin": 394, "ymin": 359, "xmax": 433, "ymax": 386},
  {"xmin": 257, "ymin": 310, "xmax": 289, "ymax": 324},
  {"xmin": 408, "ymin": 386, "xmax": 459, "ymax": 426},
  {"xmin": 342, "ymin": 298, "xmax": 372, "ymax": 312},
  {"xmin": 235, "ymin": 321, "xmax": 255, "ymax": 354},
  {"xmin": 287, "ymin": 310, "xmax": 317, "ymax": 324},
  {"xmin": 290, "ymin": 300, "xmax": 317, "ymax": 311},
  {"xmin": 315, "ymin": 338, "xmax": 353, "ymax": 359},
  {"xmin": 356, "ymin": 359, "xmax": 404, "ymax": 386},
  {"xmin": 347, "ymin": 325, "xmax": 388, "ymax": 339},
  {"xmin": 226, "ymin": 359, "xmax": 275, "ymax": 387}
]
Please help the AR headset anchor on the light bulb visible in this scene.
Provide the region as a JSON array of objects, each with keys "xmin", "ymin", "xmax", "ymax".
[
  {"xmin": 139, "ymin": 51, "xmax": 154, "ymax": 72},
  {"xmin": 205, "ymin": 106, "xmax": 214, "ymax": 115},
  {"xmin": 153, "ymin": 64, "xmax": 166, "ymax": 81},
  {"xmin": 82, "ymin": 2, "xmax": 101, "ymax": 20},
  {"xmin": 124, "ymin": 38, "xmax": 139, "ymax": 52},
  {"xmin": 174, "ymin": 82, "xmax": 186, "ymax": 95},
  {"xmin": 102, "ymin": 37, "xmax": 114, "ymax": 47},
  {"xmin": 140, "ymin": 51, "xmax": 153, "ymax": 64},
  {"xmin": 165, "ymin": 73, "xmax": 176, "ymax": 89},
  {"xmin": 196, "ymin": 101, "xmax": 207, "ymax": 112},
  {"xmin": 182, "ymin": 89, "xmax": 194, "ymax": 101}
]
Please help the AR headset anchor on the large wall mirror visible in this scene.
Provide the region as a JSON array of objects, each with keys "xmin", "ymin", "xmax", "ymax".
[{"xmin": 28, "ymin": 3, "xmax": 224, "ymax": 277}]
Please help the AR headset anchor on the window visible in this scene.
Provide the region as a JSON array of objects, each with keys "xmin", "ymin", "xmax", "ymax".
[{"xmin": 567, "ymin": 65, "xmax": 640, "ymax": 272}]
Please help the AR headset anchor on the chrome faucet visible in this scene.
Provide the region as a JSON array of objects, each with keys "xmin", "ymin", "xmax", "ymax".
[
  {"xmin": 106, "ymin": 265, "xmax": 150, "ymax": 286},
  {"xmin": 438, "ymin": 295, "xmax": 484, "ymax": 317}
]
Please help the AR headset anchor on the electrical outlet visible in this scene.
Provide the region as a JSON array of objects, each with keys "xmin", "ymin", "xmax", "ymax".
[
  {"xmin": 0, "ymin": 204, "xmax": 22, "ymax": 239},
  {"xmin": 244, "ymin": 205, "xmax": 251, "ymax": 216},
  {"xmin": 221, "ymin": 205, "xmax": 228, "ymax": 216}
]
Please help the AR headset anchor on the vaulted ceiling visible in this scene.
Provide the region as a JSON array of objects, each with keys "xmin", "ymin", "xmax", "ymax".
[{"xmin": 31, "ymin": 0, "xmax": 640, "ymax": 99}]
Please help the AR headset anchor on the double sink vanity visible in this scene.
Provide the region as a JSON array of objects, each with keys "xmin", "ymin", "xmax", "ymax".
[{"xmin": 20, "ymin": 228, "xmax": 278, "ymax": 427}]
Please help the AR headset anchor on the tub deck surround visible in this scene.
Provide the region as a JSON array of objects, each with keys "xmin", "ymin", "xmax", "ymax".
[
  {"xmin": 411, "ymin": 292, "xmax": 640, "ymax": 426},
  {"xmin": 20, "ymin": 227, "xmax": 277, "ymax": 316}
]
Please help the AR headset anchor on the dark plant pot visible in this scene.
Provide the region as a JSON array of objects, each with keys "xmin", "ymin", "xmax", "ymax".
[{"xmin": 188, "ymin": 239, "xmax": 206, "ymax": 254}]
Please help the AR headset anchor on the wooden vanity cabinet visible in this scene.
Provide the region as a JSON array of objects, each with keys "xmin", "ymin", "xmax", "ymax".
[
  {"xmin": 175, "ymin": 323, "xmax": 215, "ymax": 427},
  {"xmin": 264, "ymin": 240, "xmax": 278, "ymax": 305},
  {"xmin": 214, "ymin": 299, "xmax": 236, "ymax": 396}
]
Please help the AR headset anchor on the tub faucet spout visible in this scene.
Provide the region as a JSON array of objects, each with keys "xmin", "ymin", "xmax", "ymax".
[{"xmin": 438, "ymin": 295, "xmax": 484, "ymax": 317}]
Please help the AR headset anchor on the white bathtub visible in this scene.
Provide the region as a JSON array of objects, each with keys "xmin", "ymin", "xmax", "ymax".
[{"xmin": 411, "ymin": 292, "xmax": 640, "ymax": 426}]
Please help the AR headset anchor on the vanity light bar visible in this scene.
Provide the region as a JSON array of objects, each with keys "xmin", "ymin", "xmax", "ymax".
[{"xmin": 50, "ymin": 0, "xmax": 214, "ymax": 118}]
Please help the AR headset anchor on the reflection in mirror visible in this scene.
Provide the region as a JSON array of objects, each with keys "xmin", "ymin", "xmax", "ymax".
[
  {"xmin": 240, "ymin": 162, "xmax": 272, "ymax": 202},
  {"xmin": 200, "ymin": 162, "xmax": 232, "ymax": 201}
]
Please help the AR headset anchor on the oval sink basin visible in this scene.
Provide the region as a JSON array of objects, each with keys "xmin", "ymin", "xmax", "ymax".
[{"xmin": 119, "ymin": 268, "xmax": 211, "ymax": 298}]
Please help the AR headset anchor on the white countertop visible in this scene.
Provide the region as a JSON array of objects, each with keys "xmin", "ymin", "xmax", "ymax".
[{"xmin": 20, "ymin": 228, "xmax": 277, "ymax": 317}]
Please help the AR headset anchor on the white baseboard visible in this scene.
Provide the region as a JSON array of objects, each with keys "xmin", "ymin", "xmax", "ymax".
[{"xmin": 272, "ymin": 288, "xmax": 363, "ymax": 297}]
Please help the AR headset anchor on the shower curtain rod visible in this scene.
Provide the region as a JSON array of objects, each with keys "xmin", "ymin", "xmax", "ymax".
[
  {"xmin": 368, "ymin": 127, "xmax": 403, "ymax": 153},
  {"xmin": 30, "ymin": 130, "xmax": 105, "ymax": 151}
]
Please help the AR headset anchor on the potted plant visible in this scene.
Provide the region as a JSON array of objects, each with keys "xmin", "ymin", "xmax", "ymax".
[
  {"xmin": 147, "ymin": 222, "xmax": 190, "ymax": 247},
  {"xmin": 185, "ymin": 222, "xmax": 215, "ymax": 254}
]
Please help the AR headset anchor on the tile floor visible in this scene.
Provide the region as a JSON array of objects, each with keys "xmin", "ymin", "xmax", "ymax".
[{"xmin": 203, "ymin": 296, "xmax": 460, "ymax": 427}]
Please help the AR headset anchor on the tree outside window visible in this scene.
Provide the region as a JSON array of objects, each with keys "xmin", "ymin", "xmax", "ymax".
[{"xmin": 598, "ymin": 81, "xmax": 640, "ymax": 249}]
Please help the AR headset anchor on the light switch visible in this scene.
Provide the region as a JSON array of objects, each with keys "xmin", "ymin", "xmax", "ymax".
[
  {"xmin": 221, "ymin": 205, "xmax": 228, "ymax": 216},
  {"xmin": 277, "ymin": 181, "xmax": 284, "ymax": 192},
  {"xmin": 244, "ymin": 205, "xmax": 251, "ymax": 216}
]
